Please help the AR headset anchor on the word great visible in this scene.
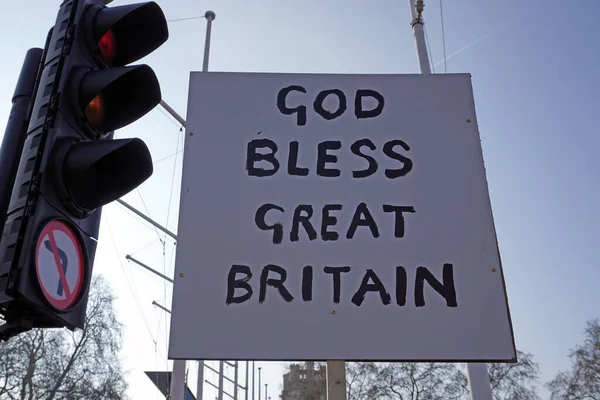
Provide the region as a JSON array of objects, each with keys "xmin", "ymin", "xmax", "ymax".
[
  {"xmin": 255, "ymin": 202, "xmax": 415, "ymax": 244},
  {"xmin": 226, "ymin": 263, "xmax": 458, "ymax": 307}
]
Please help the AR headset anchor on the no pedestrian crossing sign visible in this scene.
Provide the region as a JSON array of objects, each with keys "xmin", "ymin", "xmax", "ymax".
[{"xmin": 168, "ymin": 71, "xmax": 516, "ymax": 362}]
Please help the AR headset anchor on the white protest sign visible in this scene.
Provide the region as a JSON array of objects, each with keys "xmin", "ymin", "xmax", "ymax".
[{"xmin": 168, "ymin": 72, "xmax": 516, "ymax": 362}]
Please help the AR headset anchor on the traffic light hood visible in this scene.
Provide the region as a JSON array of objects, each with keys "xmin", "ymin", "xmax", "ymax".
[
  {"xmin": 93, "ymin": 1, "xmax": 169, "ymax": 66},
  {"xmin": 77, "ymin": 64, "xmax": 161, "ymax": 134},
  {"xmin": 58, "ymin": 138, "xmax": 153, "ymax": 212}
]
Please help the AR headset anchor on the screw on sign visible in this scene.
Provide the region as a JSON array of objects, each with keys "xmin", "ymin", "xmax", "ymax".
[{"xmin": 35, "ymin": 220, "xmax": 85, "ymax": 310}]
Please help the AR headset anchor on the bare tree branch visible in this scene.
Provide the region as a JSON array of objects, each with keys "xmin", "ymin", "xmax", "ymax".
[
  {"xmin": 549, "ymin": 319, "xmax": 600, "ymax": 399},
  {"xmin": 0, "ymin": 275, "xmax": 129, "ymax": 400}
]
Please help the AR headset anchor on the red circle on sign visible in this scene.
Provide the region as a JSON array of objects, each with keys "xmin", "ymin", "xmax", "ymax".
[{"xmin": 35, "ymin": 220, "xmax": 85, "ymax": 310}]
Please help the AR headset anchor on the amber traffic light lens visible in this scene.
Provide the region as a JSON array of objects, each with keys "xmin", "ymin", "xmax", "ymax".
[
  {"xmin": 85, "ymin": 94, "xmax": 105, "ymax": 129},
  {"xmin": 98, "ymin": 29, "xmax": 116, "ymax": 65}
]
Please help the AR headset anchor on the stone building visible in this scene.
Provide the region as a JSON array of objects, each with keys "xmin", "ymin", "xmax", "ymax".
[{"xmin": 280, "ymin": 362, "xmax": 326, "ymax": 400}]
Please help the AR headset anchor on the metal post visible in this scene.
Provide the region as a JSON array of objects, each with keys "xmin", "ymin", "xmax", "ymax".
[
  {"xmin": 218, "ymin": 361, "xmax": 225, "ymax": 400},
  {"xmin": 258, "ymin": 367, "xmax": 261, "ymax": 400},
  {"xmin": 409, "ymin": 0, "xmax": 432, "ymax": 74},
  {"xmin": 151, "ymin": 301, "xmax": 171, "ymax": 314},
  {"xmin": 203, "ymin": 11, "xmax": 216, "ymax": 72},
  {"xmin": 194, "ymin": 14, "xmax": 215, "ymax": 398},
  {"xmin": 126, "ymin": 255, "xmax": 174, "ymax": 283},
  {"xmin": 264, "ymin": 384, "xmax": 268, "ymax": 400},
  {"xmin": 159, "ymin": 99, "xmax": 186, "ymax": 127},
  {"xmin": 245, "ymin": 361, "xmax": 249, "ymax": 400},
  {"xmin": 233, "ymin": 361, "xmax": 239, "ymax": 400},
  {"xmin": 197, "ymin": 361, "xmax": 204, "ymax": 400},
  {"xmin": 252, "ymin": 362, "xmax": 255, "ymax": 400},
  {"xmin": 205, "ymin": 380, "xmax": 234, "ymax": 399},
  {"xmin": 406, "ymin": 1, "xmax": 492, "ymax": 398},
  {"xmin": 0, "ymin": 48, "xmax": 43, "ymax": 235},
  {"xmin": 170, "ymin": 360, "xmax": 187, "ymax": 400},
  {"xmin": 205, "ymin": 364, "xmax": 244, "ymax": 387},
  {"xmin": 467, "ymin": 363, "xmax": 494, "ymax": 400},
  {"xmin": 326, "ymin": 361, "xmax": 346, "ymax": 400},
  {"xmin": 116, "ymin": 199, "xmax": 177, "ymax": 240},
  {"xmin": 150, "ymin": 301, "xmax": 183, "ymax": 399},
  {"xmin": 162, "ymin": 13, "xmax": 219, "ymax": 400}
]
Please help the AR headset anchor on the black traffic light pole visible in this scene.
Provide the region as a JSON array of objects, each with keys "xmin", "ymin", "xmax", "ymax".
[{"xmin": 0, "ymin": 49, "xmax": 44, "ymax": 240}]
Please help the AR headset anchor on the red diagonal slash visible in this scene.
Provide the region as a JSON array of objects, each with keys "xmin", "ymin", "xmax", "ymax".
[{"xmin": 47, "ymin": 230, "xmax": 71, "ymax": 299}]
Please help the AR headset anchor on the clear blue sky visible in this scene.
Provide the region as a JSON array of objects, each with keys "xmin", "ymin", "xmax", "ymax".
[{"xmin": 1, "ymin": 0, "xmax": 599, "ymax": 399}]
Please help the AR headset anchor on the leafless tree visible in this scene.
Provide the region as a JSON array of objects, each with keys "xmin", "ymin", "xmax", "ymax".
[
  {"xmin": 379, "ymin": 362, "xmax": 466, "ymax": 400},
  {"xmin": 483, "ymin": 351, "xmax": 541, "ymax": 400},
  {"xmin": 346, "ymin": 362, "xmax": 382, "ymax": 400},
  {"xmin": 548, "ymin": 319, "xmax": 600, "ymax": 399},
  {"xmin": 344, "ymin": 351, "xmax": 540, "ymax": 400},
  {"xmin": 0, "ymin": 274, "xmax": 128, "ymax": 400},
  {"xmin": 282, "ymin": 350, "xmax": 540, "ymax": 400},
  {"xmin": 345, "ymin": 361, "xmax": 468, "ymax": 400}
]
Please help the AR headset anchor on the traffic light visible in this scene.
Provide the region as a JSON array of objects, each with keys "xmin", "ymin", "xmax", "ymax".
[{"xmin": 0, "ymin": 0, "xmax": 168, "ymax": 339}]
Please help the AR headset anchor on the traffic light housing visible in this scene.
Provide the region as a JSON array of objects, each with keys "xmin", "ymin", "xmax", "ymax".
[{"xmin": 0, "ymin": 0, "xmax": 168, "ymax": 339}]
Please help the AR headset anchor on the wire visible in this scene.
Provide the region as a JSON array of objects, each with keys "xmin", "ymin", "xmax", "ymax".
[
  {"xmin": 163, "ymin": 126, "xmax": 182, "ymax": 366},
  {"xmin": 167, "ymin": 242, "xmax": 177, "ymax": 285},
  {"xmin": 162, "ymin": 240, "xmax": 168, "ymax": 372},
  {"xmin": 153, "ymin": 300, "xmax": 166, "ymax": 365},
  {"xmin": 137, "ymin": 188, "xmax": 165, "ymax": 246},
  {"xmin": 153, "ymin": 150, "xmax": 184, "ymax": 165},
  {"xmin": 167, "ymin": 15, "xmax": 206, "ymax": 23},
  {"xmin": 129, "ymin": 238, "xmax": 163, "ymax": 256},
  {"xmin": 424, "ymin": 26, "xmax": 436, "ymax": 74},
  {"xmin": 164, "ymin": 242, "xmax": 177, "ymax": 364},
  {"xmin": 440, "ymin": 0, "xmax": 448, "ymax": 73},
  {"xmin": 112, "ymin": 202, "xmax": 175, "ymax": 242},
  {"xmin": 157, "ymin": 106, "xmax": 184, "ymax": 129},
  {"xmin": 154, "ymin": 342, "xmax": 160, "ymax": 400},
  {"xmin": 164, "ymin": 128, "xmax": 183, "ymax": 245},
  {"xmin": 104, "ymin": 214, "xmax": 158, "ymax": 347}
]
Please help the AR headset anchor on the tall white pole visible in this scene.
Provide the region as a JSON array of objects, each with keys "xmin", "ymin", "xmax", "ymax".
[
  {"xmin": 407, "ymin": 1, "xmax": 493, "ymax": 398},
  {"xmin": 203, "ymin": 11, "xmax": 216, "ymax": 72},
  {"xmin": 194, "ymin": 12, "xmax": 216, "ymax": 400},
  {"xmin": 467, "ymin": 364, "xmax": 494, "ymax": 400},
  {"xmin": 409, "ymin": 0, "xmax": 431, "ymax": 74},
  {"xmin": 252, "ymin": 362, "xmax": 255, "ymax": 400},
  {"xmin": 170, "ymin": 360, "xmax": 187, "ymax": 400},
  {"xmin": 326, "ymin": 362, "xmax": 346, "ymax": 400},
  {"xmin": 245, "ymin": 361, "xmax": 249, "ymax": 400},
  {"xmin": 258, "ymin": 367, "xmax": 261, "ymax": 400},
  {"xmin": 217, "ymin": 361, "xmax": 225, "ymax": 400},
  {"xmin": 234, "ymin": 361, "xmax": 239, "ymax": 400},
  {"xmin": 196, "ymin": 361, "xmax": 204, "ymax": 400}
]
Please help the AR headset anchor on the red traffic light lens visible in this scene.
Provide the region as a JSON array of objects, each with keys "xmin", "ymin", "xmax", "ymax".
[
  {"xmin": 98, "ymin": 29, "xmax": 116, "ymax": 65},
  {"xmin": 85, "ymin": 94, "xmax": 106, "ymax": 129},
  {"xmin": 92, "ymin": 2, "xmax": 168, "ymax": 66}
]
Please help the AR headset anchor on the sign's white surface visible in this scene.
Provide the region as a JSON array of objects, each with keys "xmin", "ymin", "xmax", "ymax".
[{"xmin": 168, "ymin": 72, "xmax": 515, "ymax": 361}]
